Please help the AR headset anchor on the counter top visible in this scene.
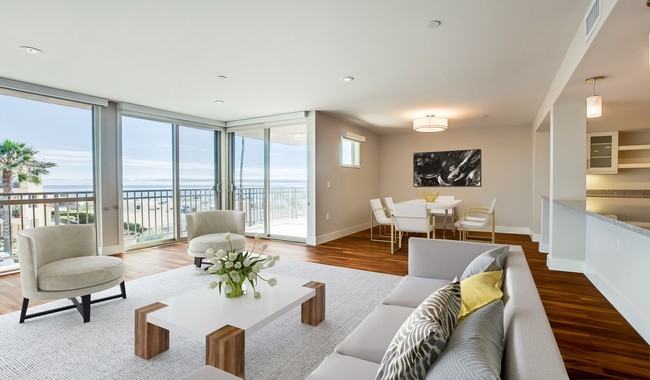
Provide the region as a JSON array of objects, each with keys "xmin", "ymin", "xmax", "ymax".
[{"xmin": 554, "ymin": 197, "xmax": 650, "ymax": 237}]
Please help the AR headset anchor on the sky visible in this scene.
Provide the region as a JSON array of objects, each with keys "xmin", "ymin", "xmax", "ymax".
[{"xmin": 0, "ymin": 93, "xmax": 307, "ymax": 192}]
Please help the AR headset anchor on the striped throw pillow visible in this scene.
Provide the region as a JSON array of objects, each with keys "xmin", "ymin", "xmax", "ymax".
[{"xmin": 376, "ymin": 280, "xmax": 461, "ymax": 380}]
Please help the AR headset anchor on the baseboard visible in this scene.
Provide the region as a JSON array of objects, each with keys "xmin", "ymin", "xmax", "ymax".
[
  {"xmin": 539, "ymin": 242, "xmax": 549, "ymax": 253},
  {"xmin": 531, "ymin": 233, "xmax": 541, "ymax": 242},
  {"xmin": 315, "ymin": 223, "xmax": 368, "ymax": 245},
  {"xmin": 546, "ymin": 256, "xmax": 584, "ymax": 273},
  {"xmin": 495, "ymin": 226, "xmax": 531, "ymax": 235},
  {"xmin": 100, "ymin": 245, "xmax": 124, "ymax": 256},
  {"xmin": 584, "ymin": 263, "xmax": 650, "ymax": 344}
]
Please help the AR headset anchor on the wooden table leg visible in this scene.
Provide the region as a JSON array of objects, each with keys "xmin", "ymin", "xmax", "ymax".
[
  {"xmin": 206, "ymin": 325, "xmax": 245, "ymax": 378},
  {"xmin": 301, "ymin": 281, "xmax": 325, "ymax": 325},
  {"xmin": 135, "ymin": 302, "xmax": 169, "ymax": 359}
]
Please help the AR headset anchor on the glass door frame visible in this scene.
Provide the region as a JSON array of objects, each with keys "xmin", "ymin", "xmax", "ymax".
[
  {"xmin": 119, "ymin": 110, "xmax": 224, "ymax": 250},
  {"xmin": 226, "ymin": 125, "xmax": 307, "ymax": 243}
]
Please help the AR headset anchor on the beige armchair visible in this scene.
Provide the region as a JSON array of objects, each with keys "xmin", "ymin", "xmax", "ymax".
[
  {"xmin": 17, "ymin": 224, "xmax": 126, "ymax": 323},
  {"xmin": 186, "ymin": 210, "xmax": 247, "ymax": 267}
]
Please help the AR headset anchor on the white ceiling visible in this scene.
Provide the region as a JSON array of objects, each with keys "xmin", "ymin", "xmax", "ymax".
[
  {"xmin": 557, "ymin": 1, "xmax": 650, "ymax": 133},
  {"xmin": 3, "ymin": 0, "xmax": 631, "ymax": 135}
]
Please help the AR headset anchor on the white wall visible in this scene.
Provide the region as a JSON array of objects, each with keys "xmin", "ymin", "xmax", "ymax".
[
  {"xmin": 532, "ymin": 129, "xmax": 550, "ymax": 241},
  {"xmin": 548, "ymin": 100, "xmax": 587, "ymax": 272},
  {"xmin": 379, "ymin": 125, "xmax": 532, "ymax": 234},
  {"xmin": 314, "ymin": 112, "xmax": 380, "ymax": 243},
  {"xmin": 97, "ymin": 102, "xmax": 123, "ymax": 255},
  {"xmin": 584, "ymin": 215, "xmax": 650, "ymax": 343}
]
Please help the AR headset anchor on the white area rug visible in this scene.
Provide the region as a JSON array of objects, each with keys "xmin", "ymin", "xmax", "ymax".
[{"xmin": 0, "ymin": 259, "xmax": 402, "ymax": 379}]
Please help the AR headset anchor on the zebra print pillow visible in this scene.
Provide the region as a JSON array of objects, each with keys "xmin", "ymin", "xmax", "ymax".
[{"xmin": 375, "ymin": 280, "xmax": 461, "ymax": 380}]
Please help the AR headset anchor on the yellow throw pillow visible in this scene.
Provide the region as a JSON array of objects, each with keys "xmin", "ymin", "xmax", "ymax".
[{"xmin": 458, "ymin": 270, "xmax": 504, "ymax": 321}]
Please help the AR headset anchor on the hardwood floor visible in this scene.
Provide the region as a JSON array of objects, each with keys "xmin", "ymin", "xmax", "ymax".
[{"xmin": 1, "ymin": 230, "xmax": 648, "ymax": 379}]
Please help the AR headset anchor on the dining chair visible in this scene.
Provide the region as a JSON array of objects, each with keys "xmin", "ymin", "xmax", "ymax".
[
  {"xmin": 383, "ymin": 196, "xmax": 395, "ymax": 216},
  {"xmin": 370, "ymin": 198, "xmax": 394, "ymax": 243},
  {"xmin": 391, "ymin": 203, "xmax": 435, "ymax": 253},
  {"xmin": 428, "ymin": 195, "xmax": 455, "ymax": 235},
  {"xmin": 455, "ymin": 198, "xmax": 497, "ymax": 243}
]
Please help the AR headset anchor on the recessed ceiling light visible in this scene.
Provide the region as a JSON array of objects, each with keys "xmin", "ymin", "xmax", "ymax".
[
  {"xmin": 214, "ymin": 100, "xmax": 224, "ymax": 104},
  {"xmin": 20, "ymin": 45, "xmax": 43, "ymax": 54},
  {"xmin": 341, "ymin": 76, "xmax": 355, "ymax": 82},
  {"xmin": 217, "ymin": 75, "xmax": 227, "ymax": 80},
  {"xmin": 426, "ymin": 20, "xmax": 442, "ymax": 29}
]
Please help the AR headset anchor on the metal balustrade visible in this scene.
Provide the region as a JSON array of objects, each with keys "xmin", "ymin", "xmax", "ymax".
[
  {"xmin": 0, "ymin": 191, "xmax": 95, "ymax": 270},
  {"xmin": 1, "ymin": 186, "xmax": 307, "ymax": 271}
]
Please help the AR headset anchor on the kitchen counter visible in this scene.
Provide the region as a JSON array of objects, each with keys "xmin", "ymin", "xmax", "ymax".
[{"xmin": 555, "ymin": 197, "xmax": 650, "ymax": 237}]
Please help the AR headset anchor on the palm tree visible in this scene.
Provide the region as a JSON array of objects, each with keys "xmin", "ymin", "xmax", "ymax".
[{"xmin": 0, "ymin": 139, "xmax": 56, "ymax": 253}]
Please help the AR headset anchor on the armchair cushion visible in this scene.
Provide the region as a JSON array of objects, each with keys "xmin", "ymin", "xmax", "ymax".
[
  {"xmin": 37, "ymin": 256, "xmax": 125, "ymax": 292},
  {"xmin": 187, "ymin": 233, "xmax": 247, "ymax": 255}
]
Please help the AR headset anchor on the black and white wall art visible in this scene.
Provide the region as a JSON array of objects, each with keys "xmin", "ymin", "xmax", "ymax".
[{"xmin": 413, "ymin": 149, "xmax": 481, "ymax": 187}]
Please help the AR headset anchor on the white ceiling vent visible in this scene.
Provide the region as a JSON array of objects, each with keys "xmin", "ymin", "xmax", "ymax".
[{"xmin": 585, "ymin": 0, "xmax": 601, "ymax": 42}]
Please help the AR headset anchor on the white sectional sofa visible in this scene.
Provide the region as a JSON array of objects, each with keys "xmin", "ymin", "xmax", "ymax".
[{"xmin": 306, "ymin": 238, "xmax": 568, "ymax": 380}]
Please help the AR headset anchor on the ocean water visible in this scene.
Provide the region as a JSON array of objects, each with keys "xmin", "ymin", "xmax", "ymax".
[{"xmin": 43, "ymin": 180, "xmax": 307, "ymax": 193}]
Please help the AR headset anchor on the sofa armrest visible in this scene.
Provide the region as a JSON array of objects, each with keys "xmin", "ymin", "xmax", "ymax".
[{"xmin": 407, "ymin": 238, "xmax": 505, "ymax": 279}]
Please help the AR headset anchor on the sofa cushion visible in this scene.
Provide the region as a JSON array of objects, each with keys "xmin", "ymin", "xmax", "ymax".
[
  {"xmin": 459, "ymin": 270, "xmax": 503, "ymax": 321},
  {"xmin": 376, "ymin": 281, "xmax": 461, "ymax": 380},
  {"xmin": 37, "ymin": 256, "xmax": 125, "ymax": 292},
  {"xmin": 426, "ymin": 300, "xmax": 504, "ymax": 380},
  {"xmin": 188, "ymin": 233, "xmax": 247, "ymax": 256},
  {"xmin": 335, "ymin": 304, "xmax": 414, "ymax": 364},
  {"xmin": 460, "ymin": 245, "xmax": 509, "ymax": 280},
  {"xmin": 382, "ymin": 276, "xmax": 450, "ymax": 308},
  {"xmin": 305, "ymin": 352, "xmax": 380, "ymax": 380}
]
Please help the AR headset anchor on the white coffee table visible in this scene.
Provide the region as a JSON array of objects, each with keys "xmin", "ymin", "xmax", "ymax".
[{"xmin": 135, "ymin": 274, "xmax": 325, "ymax": 378}]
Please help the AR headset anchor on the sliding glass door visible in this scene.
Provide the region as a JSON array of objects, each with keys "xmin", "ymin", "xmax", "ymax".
[
  {"xmin": 122, "ymin": 116, "xmax": 220, "ymax": 247},
  {"xmin": 122, "ymin": 117, "xmax": 175, "ymax": 245},
  {"xmin": 230, "ymin": 121, "xmax": 307, "ymax": 241},
  {"xmin": 269, "ymin": 124, "xmax": 307, "ymax": 238},
  {"xmin": 232, "ymin": 129, "xmax": 265, "ymax": 235},
  {"xmin": 178, "ymin": 126, "xmax": 219, "ymax": 237}
]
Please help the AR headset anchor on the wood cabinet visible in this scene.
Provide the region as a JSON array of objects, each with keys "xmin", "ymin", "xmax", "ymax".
[
  {"xmin": 587, "ymin": 130, "xmax": 650, "ymax": 172},
  {"xmin": 587, "ymin": 132, "xmax": 618, "ymax": 173}
]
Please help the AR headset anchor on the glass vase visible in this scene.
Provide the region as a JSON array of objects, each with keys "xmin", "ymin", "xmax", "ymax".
[{"xmin": 225, "ymin": 279, "xmax": 247, "ymax": 298}]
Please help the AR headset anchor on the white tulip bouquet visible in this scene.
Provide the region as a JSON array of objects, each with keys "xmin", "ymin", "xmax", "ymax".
[{"xmin": 201, "ymin": 233, "xmax": 279, "ymax": 299}]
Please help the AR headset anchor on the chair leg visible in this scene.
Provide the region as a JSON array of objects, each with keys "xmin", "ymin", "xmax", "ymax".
[
  {"xmin": 120, "ymin": 281, "xmax": 127, "ymax": 299},
  {"xmin": 82, "ymin": 295, "xmax": 91, "ymax": 323},
  {"xmin": 19, "ymin": 283, "xmax": 127, "ymax": 324},
  {"xmin": 194, "ymin": 257, "xmax": 203, "ymax": 267},
  {"xmin": 19, "ymin": 298, "xmax": 29, "ymax": 323}
]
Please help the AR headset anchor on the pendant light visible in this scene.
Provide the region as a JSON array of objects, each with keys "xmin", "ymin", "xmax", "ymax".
[{"xmin": 585, "ymin": 76, "xmax": 604, "ymax": 118}]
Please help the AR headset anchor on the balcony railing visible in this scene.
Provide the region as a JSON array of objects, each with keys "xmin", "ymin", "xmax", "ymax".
[
  {"xmin": 122, "ymin": 188, "xmax": 218, "ymax": 245},
  {"xmin": 1, "ymin": 186, "xmax": 307, "ymax": 271},
  {"xmin": 0, "ymin": 191, "xmax": 95, "ymax": 271}
]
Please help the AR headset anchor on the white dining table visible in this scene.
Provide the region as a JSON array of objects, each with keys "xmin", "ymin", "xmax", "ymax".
[{"xmin": 398, "ymin": 198, "xmax": 463, "ymax": 238}]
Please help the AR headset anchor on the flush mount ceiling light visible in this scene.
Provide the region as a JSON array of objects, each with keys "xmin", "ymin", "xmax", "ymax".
[
  {"xmin": 413, "ymin": 115, "xmax": 448, "ymax": 132},
  {"xmin": 214, "ymin": 100, "xmax": 224, "ymax": 104},
  {"xmin": 585, "ymin": 76, "xmax": 604, "ymax": 118},
  {"xmin": 19, "ymin": 45, "xmax": 43, "ymax": 54},
  {"xmin": 341, "ymin": 76, "xmax": 355, "ymax": 82}
]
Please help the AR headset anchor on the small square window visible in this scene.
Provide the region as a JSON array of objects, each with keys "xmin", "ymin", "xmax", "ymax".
[{"xmin": 340, "ymin": 136, "xmax": 361, "ymax": 168}]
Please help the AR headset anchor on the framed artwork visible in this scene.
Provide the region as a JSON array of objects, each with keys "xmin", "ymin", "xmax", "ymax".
[{"xmin": 413, "ymin": 149, "xmax": 481, "ymax": 187}]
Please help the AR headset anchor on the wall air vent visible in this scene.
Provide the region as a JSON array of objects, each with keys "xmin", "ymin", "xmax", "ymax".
[{"xmin": 585, "ymin": 0, "xmax": 601, "ymax": 42}]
